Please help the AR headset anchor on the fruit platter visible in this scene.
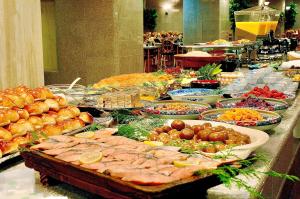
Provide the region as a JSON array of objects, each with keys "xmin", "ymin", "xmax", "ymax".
[
  {"xmin": 216, "ymin": 96, "xmax": 289, "ymax": 114},
  {"xmin": 146, "ymin": 120, "xmax": 269, "ymax": 160},
  {"xmin": 231, "ymin": 86, "xmax": 295, "ymax": 104},
  {"xmin": 240, "ymin": 86, "xmax": 288, "ymax": 100},
  {"xmin": 168, "ymin": 89, "xmax": 223, "ymax": 105},
  {"xmin": 143, "ymin": 101, "xmax": 211, "ymax": 119},
  {"xmin": 200, "ymin": 108, "xmax": 282, "ymax": 131}
]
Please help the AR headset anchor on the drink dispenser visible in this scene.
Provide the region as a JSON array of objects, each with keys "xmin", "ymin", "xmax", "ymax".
[{"xmin": 234, "ymin": 5, "xmax": 280, "ymax": 41}]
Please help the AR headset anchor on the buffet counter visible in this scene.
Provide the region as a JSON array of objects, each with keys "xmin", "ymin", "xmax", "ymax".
[
  {"xmin": 208, "ymin": 93, "xmax": 300, "ymax": 199},
  {"xmin": 0, "ymin": 93, "xmax": 299, "ymax": 199}
]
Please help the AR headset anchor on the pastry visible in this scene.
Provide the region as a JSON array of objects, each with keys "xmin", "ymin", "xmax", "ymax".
[
  {"xmin": 40, "ymin": 124, "xmax": 63, "ymax": 136},
  {"xmin": 78, "ymin": 112, "xmax": 93, "ymax": 124},
  {"xmin": 0, "ymin": 140, "xmax": 18, "ymax": 155},
  {"xmin": 13, "ymin": 108, "xmax": 30, "ymax": 120},
  {"xmin": 24, "ymin": 101, "xmax": 49, "ymax": 115},
  {"xmin": 2, "ymin": 109, "xmax": 20, "ymax": 122},
  {"xmin": 54, "ymin": 96, "xmax": 68, "ymax": 108},
  {"xmin": 0, "ymin": 112, "xmax": 10, "ymax": 126},
  {"xmin": 56, "ymin": 108, "xmax": 76, "ymax": 122},
  {"xmin": 41, "ymin": 114, "xmax": 56, "ymax": 125},
  {"xmin": 58, "ymin": 118, "xmax": 85, "ymax": 133},
  {"xmin": 0, "ymin": 127, "xmax": 12, "ymax": 141},
  {"xmin": 4, "ymin": 94, "xmax": 25, "ymax": 108},
  {"xmin": 0, "ymin": 95, "xmax": 15, "ymax": 108},
  {"xmin": 44, "ymin": 99, "xmax": 60, "ymax": 111},
  {"xmin": 8, "ymin": 120, "xmax": 34, "ymax": 136},
  {"xmin": 12, "ymin": 136, "xmax": 29, "ymax": 145},
  {"xmin": 28, "ymin": 116, "xmax": 44, "ymax": 129}
]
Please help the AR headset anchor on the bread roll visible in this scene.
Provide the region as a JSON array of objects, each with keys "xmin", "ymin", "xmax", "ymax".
[
  {"xmin": 0, "ymin": 95, "xmax": 15, "ymax": 108},
  {"xmin": 55, "ymin": 96, "xmax": 67, "ymax": 108},
  {"xmin": 8, "ymin": 120, "xmax": 34, "ymax": 136},
  {"xmin": 56, "ymin": 108, "xmax": 75, "ymax": 122},
  {"xmin": 12, "ymin": 136, "xmax": 29, "ymax": 145},
  {"xmin": 28, "ymin": 116, "xmax": 44, "ymax": 129},
  {"xmin": 67, "ymin": 106, "xmax": 81, "ymax": 117},
  {"xmin": 41, "ymin": 124, "xmax": 63, "ymax": 136},
  {"xmin": 0, "ymin": 127, "xmax": 12, "ymax": 141},
  {"xmin": 14, "ymin": 108, "xmax": 30, "ymax": 120},
  {"xmin": 28, "ymin": 89, "xmax": 47, "ymax": 100},
  {"xmin": 0, "ymin": 112, "xmax": 10, "ymax": 126},
  {"xmin": 41, "ymin": 114, "xmax": 56, "ymax": 125},
  {"xmin": 38, "ymin": 87, "xmax": 55, "ymax": 99},
  {"xmin": 78, "ymin": 112, "xmax": 93, "ymax": 124},
  {"xmin": 18, "ymin": 91, "xmax": 35, "ymax": 105},
  {"xmin": 0, "ymin": 141, "xmax": 18, "ymax": 155},
  {"xmin": 24, "ymin": 101, "xmax": 49, "ymax": 115},
  {"xmin": 3, "ymin": 109, "xmax": 20, "ymax": 122},
  {"xmin": 5, "ymin": 94, "xmax": 25, "ymax": 108},
  {"xmin": 44, "ymin": 99, "xmax": 60, "ymax": 111},
  {"xmin": 58, "ymin": 118, "xmax": 85, "ymax": 133},
  {"xmin": 32, "ymin": 87, "xmax": 54, "ymax": 99},
  {"xmin": 47, "ymin": 111, "xmax": 58, "ymax": 118}
]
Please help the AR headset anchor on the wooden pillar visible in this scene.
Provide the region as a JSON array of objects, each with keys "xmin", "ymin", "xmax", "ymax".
[
  {"xmin": 0, "ymin": 0, "xmax": 44, "ymax": 89},
  {"xmin": 45, "ymin": 0, "xmax": 144, "ymax": 85}
]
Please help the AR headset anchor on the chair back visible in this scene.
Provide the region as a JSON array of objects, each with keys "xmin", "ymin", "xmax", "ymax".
[{"xmin": 161, "ymin": 40, "xmax": 174, "ymax": 54}]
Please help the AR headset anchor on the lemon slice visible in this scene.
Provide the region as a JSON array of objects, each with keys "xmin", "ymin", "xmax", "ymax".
[
  {"xmin": 0, "ymin": 150, "xmax": 2, "ymax": 158},
  {"xmin": 173, "ymin": 160, "xmax": 199, "ymax": 168},
  {"xmin": 79, "ymin": 151, "xmax": 103, "ymax": 164},
  {"xmin": 75, "ymin": 131, "xmax": 95, "ymax": 139},
  {"xmin": 143, "ymin": 141, "xmax": 164, "ymax": 147}
]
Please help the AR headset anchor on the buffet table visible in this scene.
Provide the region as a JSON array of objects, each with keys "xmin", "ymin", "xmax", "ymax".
[
  {"xmin": 1, "ymin": 93, "xmax": 299, "ymax": 199},
  {"xmin": 174, "ymin": 54, "xmax": 225, "ymax": 69}
]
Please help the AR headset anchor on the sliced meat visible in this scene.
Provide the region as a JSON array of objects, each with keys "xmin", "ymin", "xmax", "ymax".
[
  {"xmin": 104, "ymin": 165, "xmax": 142, "ymax": 178},
  {"xmin": 94, "ymin": 128, "xmax": 117, "ymax": 138},
  {"xmin": 71, "ymin": 160, "xmax": 81, "ymax": 165},
  {"xmin": 55, "ymin": 150, "xmax": 83, "ymax": 162},
  {"xmin": 81, "ymin": 162, "xmax": 105, "ymax": 170},
  {"xmin": 102, "ymin": 148, "xmax": 115, "ymax": 157},
  {"xmin": 149, "ymin": 149, "xmax": 187, "ymax": 159},
  {"xmin": 137, "ymin": 159, "xmax": 158, "ymax": 169},
  {"xmin": 72, "ymin": 143, "xmax": 102, "ymax": 151},
  {"xmin": 111, "ymin": 152, "xmax": 139, "ymax": 162},
  {"xmin": 132, "ymin": 158, "xmax": 148, "ymax": 165},
  {"xmin": 31, "ymin": 140, "xmax": 79, "ymax": 150},
  {"xmin": 49, "ymin": 135, "xmax": 75, "ymax": 143},
  {"xmin": 43, "ymin": 147, "xmax": 71, "ymax": 156},
  {"xmin": 113, "ymin": 144, "xmax": 138, "ymax": 150},
  {"xmin": 157, "ymin": 156, "xmax": 187, "ymax": 165},
  {"xmin": 97, "ymin": 161, "xmax": 136, "ymax": 173},
  {"xmin": 157, "ymin": 166, "xmax": 179, "ymax": 176},
  {"xmin": 135, "ymin": 145, "xmax": 152, "ymax": 152},
  {"xmin": 171, "ymin": 165, "xmax": 207, "ymax": 180},
  {"xmin": 121, "ymin": 173, "xmax": 176, "ymax": 185}
]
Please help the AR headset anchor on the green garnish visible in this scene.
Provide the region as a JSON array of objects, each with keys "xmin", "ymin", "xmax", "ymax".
[
  {"xmin": 194, "ymin": 154, "xmax": 299, "ymax": 199},
  {"xmin": 116, "ymin": 118, "xmax": 165, "ymax": 141},
  {"xmin": 19, "ymin": 131, "xmax": 48, "ymax": 152},
  {"xmin": 196, "ymin": 63, "xmax": 222, "ymax": 80},
  {"xmin": 111, "ymin": 109, "xmax": 140, "ymax": 124},
  {"xmin": 85, "ymin": 123, "xmax": 104, "ymax": 131}
]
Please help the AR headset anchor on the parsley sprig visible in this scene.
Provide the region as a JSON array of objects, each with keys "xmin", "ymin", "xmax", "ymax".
[{"xmin": 194, "ymin": 153, "xmax": 299, "ymax": 199}]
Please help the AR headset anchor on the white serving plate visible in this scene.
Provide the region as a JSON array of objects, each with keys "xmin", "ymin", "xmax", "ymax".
[
  {"xmin": 168, "ymin": 89, "xmax": 222, "ymax": 105},
  {"xmin": 165, "ymin": 119, "xmax": 269, "ymax": 160}
]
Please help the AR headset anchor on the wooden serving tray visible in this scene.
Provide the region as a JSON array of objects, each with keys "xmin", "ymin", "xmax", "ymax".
[{"xmin": 21, "ymin": 150, "xmax": 220, "ymax": 198}]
